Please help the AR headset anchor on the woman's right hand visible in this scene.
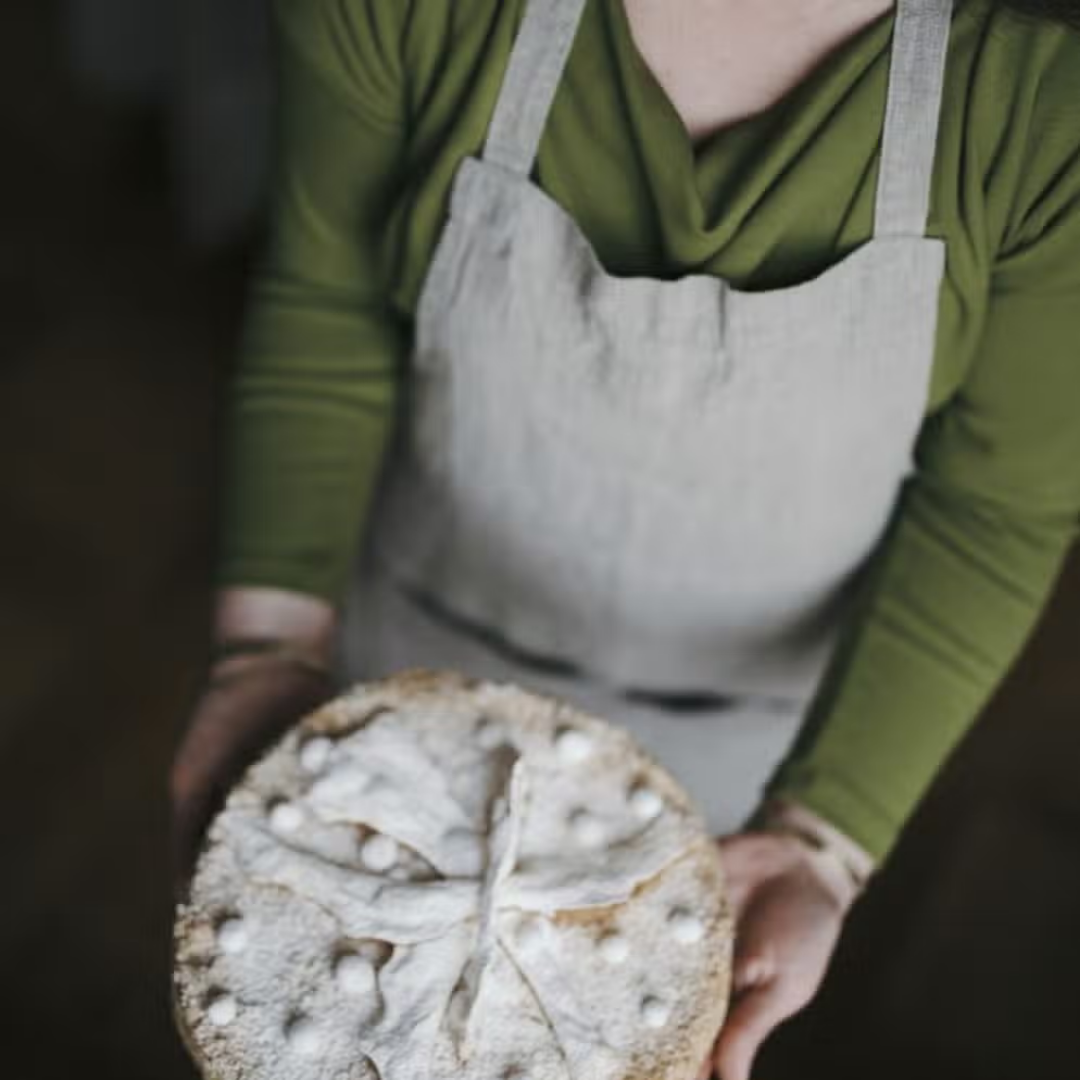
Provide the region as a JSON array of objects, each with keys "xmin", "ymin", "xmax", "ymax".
[
  {"xmin": 169, "ymin": 660, "xmax": 337, "ymax": 895},
  {"xmin": 170, "ymin": 586, "xmax": 340, "ymax": 895}
]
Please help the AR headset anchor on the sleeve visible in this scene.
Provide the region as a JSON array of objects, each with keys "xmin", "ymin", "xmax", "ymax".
[
  {"xmin": 214, "ymin": 0, "xmax": 414, "ymax": 603},
  {"xmin": 765, "ymin": 38, "xmax": 1080, "ymax": 862}
]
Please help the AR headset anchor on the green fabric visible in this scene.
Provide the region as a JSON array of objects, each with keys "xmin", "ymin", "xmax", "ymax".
[{"xmin": 219, "ymin": 0, "xmax": 1080, "ymax": 860}]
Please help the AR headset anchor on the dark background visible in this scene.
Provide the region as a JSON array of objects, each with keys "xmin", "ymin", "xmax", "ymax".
[{"xmin": 2, "ymin": 2, "xmax": 1078, "ymax": 1078}]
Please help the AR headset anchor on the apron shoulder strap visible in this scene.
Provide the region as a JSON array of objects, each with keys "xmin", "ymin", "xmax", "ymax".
[
  {"xmin": 874, "ymin": 0, "xmax": 955, "ymax": 238},
  {"xmin": 481, "ymin": 0, "xmax": 590, "ymax": 176}
]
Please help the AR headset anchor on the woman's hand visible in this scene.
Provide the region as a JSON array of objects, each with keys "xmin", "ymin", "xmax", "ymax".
[
  {"xmin": 697, "ymin": 818, "xmax": 869, "ymax": 1080},
  {"xmin": 170, "ymin": 586, "xmax": 340, "ymax": 892},
  {"xmin": 169, "ymin": 660, "xmax": 337, "ymax": 894}
]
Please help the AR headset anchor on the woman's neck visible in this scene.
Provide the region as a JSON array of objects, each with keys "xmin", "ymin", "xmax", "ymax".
[{"xmin": 621, "ymin": 0, "xmax": 896, "ymax": 143}]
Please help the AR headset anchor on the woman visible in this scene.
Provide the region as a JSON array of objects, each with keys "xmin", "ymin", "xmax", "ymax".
[{"xmin": 171, "ymin": 0, "xmax": 1080, "ymax": 1076}]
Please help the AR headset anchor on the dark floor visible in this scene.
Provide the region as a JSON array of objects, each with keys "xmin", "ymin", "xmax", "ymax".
[{"xmin": 2, "ymin": 4, "xmax": 1079, "ymax": 1079}]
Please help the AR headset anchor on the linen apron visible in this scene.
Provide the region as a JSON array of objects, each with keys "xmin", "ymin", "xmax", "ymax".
[{"xmin": 340, "ymin": 0, "xmax": 954, "ymax": 834}]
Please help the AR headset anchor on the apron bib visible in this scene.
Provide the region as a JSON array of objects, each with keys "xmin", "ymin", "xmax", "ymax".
[{"xmin": 340, "ymin": 0, "xmax": 954, "ymax": 833}]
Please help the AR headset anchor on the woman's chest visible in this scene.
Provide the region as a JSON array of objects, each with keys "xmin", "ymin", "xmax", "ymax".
[
  {"xmin": 619, "ymin": 0, "xmax": 895, "ymax": 143},
  {"xmin": 394, "ymin": 0, "xmax": 984, "ymax": 412}
]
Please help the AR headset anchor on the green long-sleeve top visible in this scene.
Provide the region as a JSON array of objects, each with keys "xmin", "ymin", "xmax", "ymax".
[{"xmin": 218, "ymin": 0, "xmax": 1080, "ymax": 860}]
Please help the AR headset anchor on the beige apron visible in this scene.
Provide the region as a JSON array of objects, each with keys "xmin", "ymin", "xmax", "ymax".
[{"xmin": 340, "ymin": 0, "xmax": 954, "ymax": 834}]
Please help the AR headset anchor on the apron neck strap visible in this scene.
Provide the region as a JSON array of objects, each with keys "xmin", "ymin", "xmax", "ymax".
[
  {"xmin": 874, "ymin": 0, "xmax": 954, "ymax": 238},
  {"xmin": 481, "ymin": 0, "xmax": 588, "ymax": 176}
]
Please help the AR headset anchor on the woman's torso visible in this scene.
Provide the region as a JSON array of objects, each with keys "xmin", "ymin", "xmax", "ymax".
[{"xmin": 365, "ymin": 0, "xmax": 950, "ymax": 698}]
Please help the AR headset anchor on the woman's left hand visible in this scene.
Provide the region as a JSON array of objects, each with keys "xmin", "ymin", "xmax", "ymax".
[{"xmin": 695, "ymin": 829, "xmax": 858, "ymax": 1080}]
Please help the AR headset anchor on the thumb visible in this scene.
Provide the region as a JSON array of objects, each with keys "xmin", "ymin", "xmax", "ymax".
[{"xmin": 713, "ymin": 978, "xmax": 787, "ymax": 1080}]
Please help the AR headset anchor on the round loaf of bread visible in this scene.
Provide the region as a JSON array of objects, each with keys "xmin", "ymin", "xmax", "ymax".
[{"xmin": 174, "ymin": 670, "xmax": 733, "ymax": 1080}]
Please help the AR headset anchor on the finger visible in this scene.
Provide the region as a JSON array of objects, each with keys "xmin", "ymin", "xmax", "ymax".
[
  {"xmin": 695, "ymin": 1055, "xmax": 714, "ymax": 1080},
  {"xmin": 713, "ymin": 979, "xmax": 788, "ymax": 1080},
  {"xmin": 170, "ymin": 801, "xmax": 200, "ymax": 900},
  {"xmin": 170, "ymin": 776, "xmax": 223, "ymax": 898},
  {"xmin": 714, "ymin": 837, "xmax": 751, "ymax": 914},
  {"xmin": 732, "ymin": 953, "xmax": 772, "ymax": 995}
]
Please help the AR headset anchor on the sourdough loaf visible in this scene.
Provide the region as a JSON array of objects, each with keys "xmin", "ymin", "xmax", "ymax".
[{"xmin": 174, "ymin": 670, "xmax": 733, "ymax": 1080}]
